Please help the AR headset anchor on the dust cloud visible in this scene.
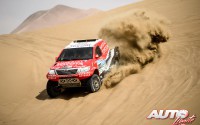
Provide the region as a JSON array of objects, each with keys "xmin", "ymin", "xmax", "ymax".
[{"xmin": 98, "ymin": 10, "xmax": 171, "ymax": 88}]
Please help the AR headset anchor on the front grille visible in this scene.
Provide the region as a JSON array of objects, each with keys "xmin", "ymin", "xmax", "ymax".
[{"xmin": 56, "ymin": 69, "xmax": 77, "ymax": 75}]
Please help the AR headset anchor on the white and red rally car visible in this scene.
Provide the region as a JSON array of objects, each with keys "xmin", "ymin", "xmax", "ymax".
[{"xmin": 46, "ymin": 39, "xmax": 120, "ymax": 98}]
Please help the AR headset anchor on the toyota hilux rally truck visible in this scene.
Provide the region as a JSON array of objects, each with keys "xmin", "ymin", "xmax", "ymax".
[{"xmin": 46, "ymin": 39, "xmax": 120, "ymax": 98}]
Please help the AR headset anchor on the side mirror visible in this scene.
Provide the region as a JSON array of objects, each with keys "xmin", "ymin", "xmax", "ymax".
[
  {"xmin": 95, "ymin": 54, "xmax": 99, "ymax": 58},
  {"xmin": 55, "ymin": 57, "xmax": 58, "ymax": 62}
]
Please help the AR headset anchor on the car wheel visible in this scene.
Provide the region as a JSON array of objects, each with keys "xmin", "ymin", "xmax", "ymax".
[
  {"xmin": 87, "ymin": 74, "xmax": 101, "ymax": 92},
  {"xmin": 113, "ymin": 46, "xmax": 120, "ymax": 66},
  {"xmin": 46, "ymin": 80, "xmax": 61, "ymax": 98},
  {"xmin": 114, "ymin": 46, "xmax": 120, "ymax": 62}
]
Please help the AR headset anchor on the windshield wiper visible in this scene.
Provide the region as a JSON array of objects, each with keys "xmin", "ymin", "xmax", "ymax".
[
  {"xmin": 61, "ymin": 58, "xmax": 71, "ymax": 61},
  {"xmin": 72, "ymin": 57, "xmax": 91, "ymax": 60},
  {"xmin": 82, "ymin": 58, "xmax": 90, "ymax": 60}
]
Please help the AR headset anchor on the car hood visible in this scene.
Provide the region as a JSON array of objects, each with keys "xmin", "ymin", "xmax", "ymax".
[{"xmin": 51, "ymin": 60, "xmax": 93, "ymax": 70}]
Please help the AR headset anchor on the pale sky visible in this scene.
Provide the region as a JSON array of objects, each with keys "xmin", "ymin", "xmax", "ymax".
[{"xmin": 0, "ymin": 0, "xmax": 140, "ymax": 34}]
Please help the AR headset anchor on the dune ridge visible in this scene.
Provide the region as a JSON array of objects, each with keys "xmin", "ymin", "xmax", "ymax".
[{"xmin": 12, "ymin": 5, "xmax": 101, "ymax": 34}]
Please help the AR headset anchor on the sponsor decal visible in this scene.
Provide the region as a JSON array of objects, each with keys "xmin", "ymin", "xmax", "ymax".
[
  {"xmin": 59, "ymin": 78, "xmax": 80, "ymax": 84},
  {"xmin": 147, "ymin": 110, "xmax": 196, "ymax": 125},
  {"xmin": 100, "ymin": 41, "xmax": 106, "ymax": 49},
  {"xmin": 97, "ymin": 60, "xmax": 106, "ymax": 74},
  {"xmin": 62, "ymin": 65, "xmax": 71, "ymax": 69},
  {"xmin": 56, "ymin": 61, "xmax": 84, "ymax": 67},
  {"xmin": 102, "ymin": 45, "xmax": 108, "ymax": 54},
  {"xmin": 70, "ymin": 43, "xmax": 92, "ymax": 48},
  {"xmin": 47, "ymin": 74, "xmax": 57, "ymax": 79},
  {"xmin": 58, "ymin": 78, "xmax": 81, "ymax": 87}
]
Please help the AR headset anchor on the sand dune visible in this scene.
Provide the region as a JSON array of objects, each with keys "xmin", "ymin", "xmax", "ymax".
[
  {"xmin": 0, "ymin": 0, "xmax": 200, "ymax": 125},
  {"xmin": 12, "ymin": 5, "xmax": 101, "ymax": 34}
]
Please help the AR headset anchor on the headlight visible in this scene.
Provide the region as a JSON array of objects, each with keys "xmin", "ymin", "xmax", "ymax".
[
  {"xmin": 77, "ymin": 67, "xmax": 90, "ymax": 73},
  {"xmin": 48, "ymin": 69, "xmax": 55, "ymax": 75}
]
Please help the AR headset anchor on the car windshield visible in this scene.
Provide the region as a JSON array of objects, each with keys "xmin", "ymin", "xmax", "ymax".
[{"xmin": 58, "ymin": 47, "xmax": 93, "ymax": 61}]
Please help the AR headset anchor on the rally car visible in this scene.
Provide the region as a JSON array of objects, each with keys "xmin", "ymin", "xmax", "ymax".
[{"xmin": 46, "ymin": 39, "xmax": 120, "ymax": 98}]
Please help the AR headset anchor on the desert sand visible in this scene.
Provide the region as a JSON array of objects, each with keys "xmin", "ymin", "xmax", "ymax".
[{"xmin": 0, "ymin": 0, "xmax": 200, "ymax": 125}]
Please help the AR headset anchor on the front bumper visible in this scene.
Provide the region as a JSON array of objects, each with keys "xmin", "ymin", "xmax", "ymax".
[
  {"xmin": 46, "ymin": 71, "xmax": 92, "ymax": 81},
  {"xmin": 47, "ymin": 72, "xmax": 92, "ymax": 88}
]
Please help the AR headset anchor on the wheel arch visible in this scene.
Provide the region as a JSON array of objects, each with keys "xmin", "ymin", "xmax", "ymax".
[{"xmin": 93, "ymin": 69, "xmax": 100, "ymax": 75}]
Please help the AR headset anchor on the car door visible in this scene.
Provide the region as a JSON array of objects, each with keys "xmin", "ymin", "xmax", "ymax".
[{"xmin": 95, "ymin": 46, "xmax": 106, "ymax": 74}]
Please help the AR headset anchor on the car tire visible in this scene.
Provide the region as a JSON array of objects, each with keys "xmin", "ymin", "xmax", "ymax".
[
  {"xmin": 87, "ymin": 74, "xmax": 101, "ymax": 92},
  {"xmin": 46, "ymin": 80, "xmax": 61, "ymax": 98},
  {"xmin": 114, "ymin": 47, "xmax": 120, "ymax": 61},
  {"xmin": 114, "ymin": 46, "xmax": 120, "ymax": 65}
]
